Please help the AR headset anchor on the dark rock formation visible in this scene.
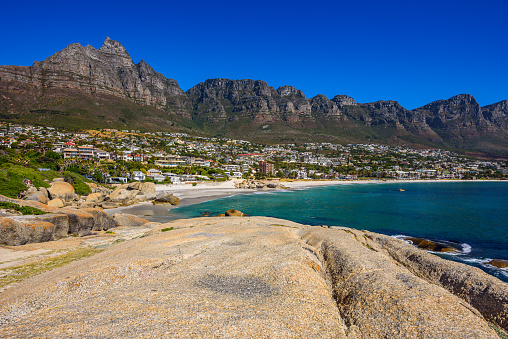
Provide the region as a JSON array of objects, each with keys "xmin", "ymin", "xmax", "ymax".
[
  {"xmin": 412, "ymin": 94, "xmax": 494, "ymax": 135},
  {"xmin": 224, "ymin": 209, "xmax": 245, "ymax": 217},
  {"xmin": 405, "ymin": 237, "xmax": 460, "ymax": 253},
  {"xmin": 482, "ymin": 100, "xmax": 508, "ymax": 128}
]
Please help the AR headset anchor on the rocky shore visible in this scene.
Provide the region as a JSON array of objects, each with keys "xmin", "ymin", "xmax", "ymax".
[{"xmin": 0, "ymin": 216, "xmax": 506, "ymax": 338}]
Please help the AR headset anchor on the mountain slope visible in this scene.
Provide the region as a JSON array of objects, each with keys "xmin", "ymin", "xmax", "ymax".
[{"xmin": 1, "ymin": 38, "xmax": 507, "ymax": 155}]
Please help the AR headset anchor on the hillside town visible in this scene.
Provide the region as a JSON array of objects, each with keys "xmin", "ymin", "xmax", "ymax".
[{"xmin": 1, "ymin": 123, "xmax": 507, "ymax": 184}]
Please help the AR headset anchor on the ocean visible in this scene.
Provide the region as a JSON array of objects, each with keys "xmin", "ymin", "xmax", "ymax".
[{"xmin": 168, "ymin": 181, "xmax": 508, "ymax": 283}]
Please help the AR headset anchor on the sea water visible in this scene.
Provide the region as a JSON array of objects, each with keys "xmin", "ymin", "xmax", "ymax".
[{"xmin": 169, "ymin": 181, "xmax": 508, "ymax": 283}]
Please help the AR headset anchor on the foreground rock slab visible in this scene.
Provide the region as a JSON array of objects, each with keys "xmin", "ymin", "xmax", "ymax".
[{"xmin": 0, "ymin": 217, "xmax": 505, "ymax": 338}]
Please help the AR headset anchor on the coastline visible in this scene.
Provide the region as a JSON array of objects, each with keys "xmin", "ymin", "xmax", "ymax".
[{"xmin": 103, "ymin": 178, "xmax": 506, "ymax": 222}]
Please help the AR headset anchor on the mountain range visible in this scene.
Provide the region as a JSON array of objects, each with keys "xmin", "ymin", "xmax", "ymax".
[{"xmin": 1, "ymin": 37, "xmax": 507, "ymax": 157}]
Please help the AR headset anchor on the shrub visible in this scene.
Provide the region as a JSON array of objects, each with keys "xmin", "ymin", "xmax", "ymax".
[
  {"xmin": 0, "ymin": 202, "xmax": 47, "ymax": 215},
  {"xmin": 62, "ymin": 171, "xmax": 92, "ymax": 196},
  {"xmin": 161, "ymin": 227, "xmax": 175, "ymax": 232},
  {"xmin": 0, "ymin": 164, "xmax": 54, "ymax": 198}
]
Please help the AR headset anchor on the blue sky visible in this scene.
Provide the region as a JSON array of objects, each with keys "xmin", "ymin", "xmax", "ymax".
[{"xmin": 1, "ymin": 0, "xmax": 506, "ymax": 109}]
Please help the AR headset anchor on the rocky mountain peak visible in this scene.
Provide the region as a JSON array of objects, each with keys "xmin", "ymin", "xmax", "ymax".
[
  {"xmin": 277, "ymin": 85, "xmax": 305, "ymax": 98},
  {"xmin": 99, "ymin": 37, "xmax": 134, "ymax": 67},
  {"xmin": 331, "ymin": 95, "xmax": 357, "ymax": 107}
]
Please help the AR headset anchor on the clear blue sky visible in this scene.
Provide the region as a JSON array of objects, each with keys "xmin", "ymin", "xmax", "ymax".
[{"xmin": 1, "ymin": 0, "xmax": 506, "ymax": 109}]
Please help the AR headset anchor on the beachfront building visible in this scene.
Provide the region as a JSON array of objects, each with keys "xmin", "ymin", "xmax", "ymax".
[
  {"xmin": 132, "ymin": 171, "xmax": 146, "ymax": 181},
  {"xmin": 154, "ymin": 155, "xmax": 187, "ymax": 167},
  {"xmin": 259, "ymin": 161, "xmax": 275, "ymax": 176},
  {"xmin": 63, "ymin": 145, "xmax": 95, "ymax": 160}
]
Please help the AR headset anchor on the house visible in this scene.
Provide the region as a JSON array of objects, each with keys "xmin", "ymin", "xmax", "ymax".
[
  {"xmin": 147, "ymin": 169, "xmax": 162, "ymax": 177},
  {"xmin": 107, "ymin": 177, "xmax": 128, "ymax": 184},
  {"xmin": 132, "ymin": 171, "xmax": 146, "ymax": 181},
  {"xmin": 154, "ymin": 155, "xmax": 187, "ymax": 167}
]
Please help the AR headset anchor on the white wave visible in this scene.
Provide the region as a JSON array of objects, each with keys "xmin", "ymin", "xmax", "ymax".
[{"xmin": 460, "ymin": 243, "xmax": 472, "ymax": 255}]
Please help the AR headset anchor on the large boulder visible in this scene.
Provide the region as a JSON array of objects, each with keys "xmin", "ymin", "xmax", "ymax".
[
  {"xmin": 138, "ymin": 182, "xmax": 156, "ymax": 200},
  {"xmin": 86, "ymin": 193, "xmax": 106, "ymax": 203},
  {"xmin": 153, "ymin": 191, "xmax": 180, "ymax": 205},
  {"xmin": 100, "ymin": 202, "xmax": 119, "ymax": 209},
  {"xmin": 109, "ymin": 189, "xmax": 140, "ymax": 203},
  {"xmin": 60, "ymin": 208, "xmax": 117, "ymax": 235},
  {"xmin": 113, "ymin": 213, "xmax": 149, "ymax": 227},
  {"xmin": 0, "ymin": 217, "xmax": 57, "ymax": 245},
  {"xmin": 59, "ymin": 209, "xmax": 95, "ymax": 236},
  {"xmin": 25, "ymin": 194, "xmax": 48, "ymax": 204},
  {"xmin": 47, "ymin": 198, "xmax": 65, "ymax": 208},
  {"xmin": 47, "ymin": 181, "xmax": 75, "ymax": 202},
  {"xmin": 36, "ymin": 214, "xmax": 70, "ymax": 239},
  {"xmin": 82, "ymin": 208, "xmax": 117, "ymax": 231}
]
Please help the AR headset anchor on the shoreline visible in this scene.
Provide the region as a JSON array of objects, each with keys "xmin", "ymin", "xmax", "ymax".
[{"xmin": 103, "ymin": 179, "xmax": 506, "ymax": 222}]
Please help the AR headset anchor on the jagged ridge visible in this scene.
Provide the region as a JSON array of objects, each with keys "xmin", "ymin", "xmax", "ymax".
[{"xmin": 1, "ymin": 38, "xmax": 507, "ymax": 155}]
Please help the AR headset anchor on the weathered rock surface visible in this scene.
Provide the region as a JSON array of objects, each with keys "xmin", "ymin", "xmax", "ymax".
[
  {"xmin": 47, "ymin": 198, "xmax": 65, "ymax": 208},
  {"xmin": 24, "ymin": 194, "xmax": 48, "ymax": 204},
  {"xmin": 85, "ymin": 193, "xmax": 106, "ymax": 203},
  {"xmin": 47, "ymin": 182, "xmax": 75, "ymax": 202},
  {"xmin": 100, "ymin": 202, "xmax": 119, "ymax": 209},
  {"xmin": 0, "ymin": 218, "xmax": 505, "ymax": 338},
  {"xmin": 153, "ymin": 191, "xmax": 180, "ymax": 205},
  {"xmin": 112, "ymin": 213, "xmax": 149, "ymax": 227},
  {"xmin": 0, "ymin": 214, "xmax": 70, "ymax": 246},
  {"xmin": 366, "ymin": 231, "xmax": 508, "ymax": 332}
]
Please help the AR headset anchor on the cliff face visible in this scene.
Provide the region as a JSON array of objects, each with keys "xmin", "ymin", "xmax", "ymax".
[
  {"xmin": 1, "ymin": 38, "xmax": 507, "ymax": 155},
  {"xmin": 185, "ymin": 79, "xmax": 348, "ymax": 127},
  {"xmin": 0, "ymin": 37, "xmax": 191, "ymax": 117},
  {"xmin": 482, "ymin": 100, "xmax": 508, "ymax": 128},
  {"xmin": 412, "ymin": 94, "xmax": 494, "ymax": 136}
]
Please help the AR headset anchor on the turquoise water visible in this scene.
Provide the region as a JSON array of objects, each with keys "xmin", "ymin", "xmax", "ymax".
[{"xmin": 169, "ymin": 182, "xmax": 508, "ymax": 282}]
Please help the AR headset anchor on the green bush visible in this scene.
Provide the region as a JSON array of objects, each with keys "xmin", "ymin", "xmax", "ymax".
[
  {"xmin": 0, "ymin": 202, "xmax": 47, "ymax": 215},
  {"xmin": 62, "ymin": 171, "xmax": 92, "ymax": 196},
  {"xmin": 0, "ymin": 164, "xmax": 53, "ymax": 198}
]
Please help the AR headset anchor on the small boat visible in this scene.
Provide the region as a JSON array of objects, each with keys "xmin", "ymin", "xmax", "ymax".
[{"xmin": 398, "ymin": 189, "xmax": 405, "ymax": 191}]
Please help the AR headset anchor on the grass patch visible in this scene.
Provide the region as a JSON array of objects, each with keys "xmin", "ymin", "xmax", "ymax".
[
  {"xmin": 0, "ymin": 247, "xmax": 103, "ymax": 289},
  {"xmin": 105, "ymin": 230, "xmax": 115, "ymax": 234},
  {"xmin": 0, "ymin": 202, "xmax": 47, "ymax": 215},
  {"xmin": 161, "ymin": 227, "xmax": 175, "ymax": 232},
  {"xmin": 491, "ymin": 325, "xmax": 508, "ymax": 339}
]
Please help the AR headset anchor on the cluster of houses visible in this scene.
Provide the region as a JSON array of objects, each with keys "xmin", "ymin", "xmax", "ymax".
[{"xmin": 1, "ymin": 123, "xmax": 507, "ymax": 181}]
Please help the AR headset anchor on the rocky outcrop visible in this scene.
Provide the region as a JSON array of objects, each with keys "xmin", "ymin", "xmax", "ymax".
[
  {"xmin": 412, "ymin": 94, "xmax": 494, "ymax": 135},
  {"xmin": 153, "ymin": 191, "xmax": 180, "ymax": 205},
  {"xmin": 365, "ymin": 231, "xmax": 508, "ymax": 332},
  {"xmin": 224, "ymin": 209, "xmax": 245, "ymax": 217},
  {"xmin": 109, "ymin": 182, "xmax": 156, "ymax": 205},
  {"xmin": 0, "ymin": 217, "xmax": 504, "ymax": 337},
  {"xmin": 235, "ymin": 179, "xmax": 288, "ymax": 189},
  {"xmin": 0, "ymin": 217, "xmax": 55, "ymax": 246}
]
